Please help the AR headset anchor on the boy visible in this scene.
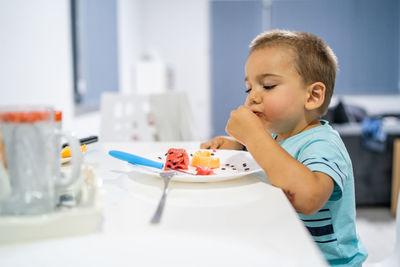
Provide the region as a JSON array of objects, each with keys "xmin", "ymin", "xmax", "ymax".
[{"xmin": 201, "ymin": 30, "xmax": 367, "ymax": 266}]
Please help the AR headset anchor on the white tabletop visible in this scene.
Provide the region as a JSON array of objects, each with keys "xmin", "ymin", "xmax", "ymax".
[{"xmin": 0, "ymin": 141, "xmax": 328, "ymax": 266}]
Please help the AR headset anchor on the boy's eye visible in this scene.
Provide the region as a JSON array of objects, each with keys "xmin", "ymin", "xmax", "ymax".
[
  {"xmin": 245, "ymin": 88, "xmax": 252, "ymax": 94},
  {"xmin": 263, "ymin": 85, "xmax": 276, "ymax": 90}
]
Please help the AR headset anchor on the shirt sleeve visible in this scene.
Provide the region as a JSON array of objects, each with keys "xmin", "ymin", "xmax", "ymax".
[{"xmin": 297, "ymin": 139, "xmax": 350, "ymax": 201}]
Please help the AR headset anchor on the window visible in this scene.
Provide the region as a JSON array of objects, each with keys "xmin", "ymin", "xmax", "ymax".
[{"xmin": 70, "ymin": 0, "xmax": 119, "ymax": 114}]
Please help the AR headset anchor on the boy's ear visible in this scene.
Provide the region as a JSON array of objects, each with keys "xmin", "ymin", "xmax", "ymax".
[{"xmin": 305, "ymin": 82, "xmax": 325, "ymax": 111}]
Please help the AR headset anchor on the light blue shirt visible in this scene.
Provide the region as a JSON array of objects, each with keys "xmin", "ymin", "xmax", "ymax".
[{"xmin": 277, "ymin": 120, "xmax": 368, "ymax": 266}]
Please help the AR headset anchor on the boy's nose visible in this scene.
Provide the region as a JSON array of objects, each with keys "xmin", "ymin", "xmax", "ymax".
[{"xmin": 247, "ymin": 90, "xmax": 262, "ymax": 105}]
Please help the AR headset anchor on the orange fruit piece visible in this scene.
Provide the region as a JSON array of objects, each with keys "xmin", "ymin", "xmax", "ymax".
[
  {"xmin": 61, "ymin": 144, "xmax": 87, "ymax": 158},
  {"xmin": 190, "ymin": 150, "xmax": 220, "ymax": 169}
]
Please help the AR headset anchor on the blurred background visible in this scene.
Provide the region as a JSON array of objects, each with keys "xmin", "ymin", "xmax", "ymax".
[
  {"xmin": 1, "ymin": 0, "xmax": 399, "ymax": 140},
  {"xmin": 1, "ymin": 0, "xmax": 400, "ymax": 261}
]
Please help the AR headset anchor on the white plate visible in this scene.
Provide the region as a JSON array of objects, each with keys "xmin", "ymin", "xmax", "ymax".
[
  {"xmin": 61, "ymin": 157, "xmax": 71, "ymax": 164},
  {"xmin": 61, "ymin": 151, "xmax": 86, "ymax": 164},
  {"xmin": 126, "ymin": 149, "xmax": 262, "ymax": 182}
]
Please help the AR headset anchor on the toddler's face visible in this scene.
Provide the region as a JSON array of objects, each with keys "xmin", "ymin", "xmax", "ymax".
[{"xmin": 244, "ymin": 46, "xmax": 309, "ymax": 135}]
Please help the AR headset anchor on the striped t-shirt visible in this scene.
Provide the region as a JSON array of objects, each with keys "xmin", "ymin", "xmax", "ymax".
[{"xmin": 277, "ymin": 120, "xmax": 368, "ymax": 266}]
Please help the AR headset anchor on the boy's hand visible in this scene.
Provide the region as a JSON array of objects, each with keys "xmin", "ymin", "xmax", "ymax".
[
  {"xmin": 225, "ymin": 105, "xmax": 265, "ymax": 145},
  {"xmin": 200, "ymin": 136, "xmax": 244, "ymax": 150}
]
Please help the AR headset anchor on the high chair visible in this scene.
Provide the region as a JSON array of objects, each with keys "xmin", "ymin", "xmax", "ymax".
[
  {"xmin": 100, "ymin": 91, "xmax": 195, "ymax": 142},
  {"xmin": 100, "ymin": 92, "xmax": 156, "ymax": 142},
  {"xmin": 148, "ymin": 91, "xmax": 195, "ymax": 141}
]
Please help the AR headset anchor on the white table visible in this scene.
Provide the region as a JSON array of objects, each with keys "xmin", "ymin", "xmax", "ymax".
[{"xmin": 0, "ymin": 142, "xmax": 328, "ymax": 266}]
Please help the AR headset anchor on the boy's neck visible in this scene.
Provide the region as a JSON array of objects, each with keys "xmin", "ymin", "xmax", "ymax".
[{"xmin": 275, "ymin": 119, "xmax": 322, "ymax": 142}]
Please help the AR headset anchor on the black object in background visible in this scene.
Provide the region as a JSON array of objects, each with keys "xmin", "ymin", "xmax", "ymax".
[
  {"xmin": 62, "ymin": 135, "xmax": 98, "ymax": 148},
  {"xmin": 323, "ymin": 101, "xmax": 367, "ymax": 124}
]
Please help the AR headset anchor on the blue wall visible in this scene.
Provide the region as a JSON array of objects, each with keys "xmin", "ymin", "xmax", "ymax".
[
  {"xmin": 270, "ymin": 0, "xmax": 399, "ymax": 95},
  {"xmin": 211, "ymin": 1, "xmax": 263, "ymax": 136}
]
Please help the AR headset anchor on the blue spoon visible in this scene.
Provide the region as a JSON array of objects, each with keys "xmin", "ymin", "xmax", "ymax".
[{"xmin": 109, "ymin": 150, "xmax": 164, "ymax": 169}]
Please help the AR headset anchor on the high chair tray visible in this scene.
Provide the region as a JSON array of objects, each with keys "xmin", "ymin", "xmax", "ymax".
[{"xmin": 0, "ymin": 165, "xmax": 103, "ymax": 244}]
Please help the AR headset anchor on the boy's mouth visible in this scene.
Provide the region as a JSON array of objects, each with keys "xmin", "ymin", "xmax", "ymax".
[{"xmin": 252, "ymin": 111, "xmax": 263, "ymax": 117}]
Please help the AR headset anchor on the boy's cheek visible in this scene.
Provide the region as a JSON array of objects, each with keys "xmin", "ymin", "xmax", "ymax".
[{"xmin": 263, "ymin": 102, "xmax": 290, "ymax": 122}]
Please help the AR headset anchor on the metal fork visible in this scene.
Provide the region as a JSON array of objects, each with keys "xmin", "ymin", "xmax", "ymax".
[{"xmin": 150, "ymin": 171, "xmax": 176, "ymax": 224}]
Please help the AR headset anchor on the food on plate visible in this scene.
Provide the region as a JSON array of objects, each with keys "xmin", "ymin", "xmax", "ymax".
[
  {"xmin": 61, "ymin": 144, "xmax": 87, "ymax": 158},
  {"xmin": 195, "ymin": 166, "xmax": 215, "ymax": 175},
  {"xmin": 164, "ymin": 148, "xmax": 189, "ymax": 170},
  {"xmin": 190, "ymin": 150, "xmax": 220, "ymax": 169}
]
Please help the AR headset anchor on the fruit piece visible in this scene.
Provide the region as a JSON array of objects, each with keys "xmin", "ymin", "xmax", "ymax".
[
  {"xmin": 193, "ymin": 150, "xmax": 211, "ymax": 157},
  {"xmin": 164, "ymin": 148, "xmax": 189, "ymax": 170},
  {"xmin": 190, "ymin": 150, "xmax": 220, "ymax": 169},
  {"xmin": 61, "ymin": 144, "xmax": 87, "ymax": 158},
  {"xmin": 195, "ymin": 166, "xmax": 215, "ymax": 175}
]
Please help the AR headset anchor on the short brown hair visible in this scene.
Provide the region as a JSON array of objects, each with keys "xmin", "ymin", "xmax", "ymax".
[{"xmin": 249, "ymin": 30, "xmax": 338, "ymax": 115}]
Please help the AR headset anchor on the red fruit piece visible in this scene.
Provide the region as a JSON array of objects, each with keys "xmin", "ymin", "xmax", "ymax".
[
  {"xmin": 164, "ymin": 148, "xmax": 189, "ymax": 170},
  {"xmin": 195, "ymin": 166, "xmax": 215, "ymax": 176}
]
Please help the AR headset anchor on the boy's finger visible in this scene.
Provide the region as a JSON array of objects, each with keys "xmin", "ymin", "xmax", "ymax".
[
  {"xmin": 214, "ymin": 140, "xmax": 223, "ymax": 149},
  {"xmin": 200, "ymin": 142, "xmax": 211, "ymax": 149}
]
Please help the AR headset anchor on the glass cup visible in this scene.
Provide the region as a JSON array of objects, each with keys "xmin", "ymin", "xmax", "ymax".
[{"xmin": 0, "ymin": 106, "xmax": 82, "ymax": 215}]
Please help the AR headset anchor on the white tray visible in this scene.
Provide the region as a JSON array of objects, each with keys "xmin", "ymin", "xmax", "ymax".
[{"xmin": 0, "ymin": 164, "xmax": 103, "ymax": 244}]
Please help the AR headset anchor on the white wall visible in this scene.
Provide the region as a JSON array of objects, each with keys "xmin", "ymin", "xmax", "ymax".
[
  {"xmin": 140, "ymin": 0, "xmax": 211, "ymax": 140},
  {"xmin": 117, "ymin": 0, "xmax": 144, "ymax": 95},
  {"xmin": 0, "ymin": 0, "xmax": 76, "ymax": 131}
]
